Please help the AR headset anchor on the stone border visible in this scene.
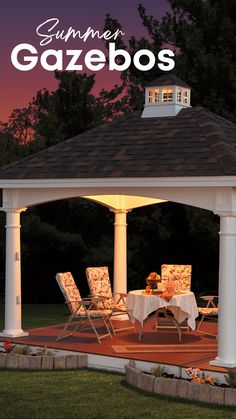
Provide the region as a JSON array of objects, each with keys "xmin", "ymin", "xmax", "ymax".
[
  {"xmin": 0, "ymin": 352, "xmax": 87, "ymax": 370},
  {"xmin": 125, "ymin": 361, "xmax": 236, "ymax": 407}
]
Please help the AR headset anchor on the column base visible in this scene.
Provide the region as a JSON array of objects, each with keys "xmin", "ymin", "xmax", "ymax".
[
  {"xmin": 0, "ymin": 329, "xmax": 29, "ymax": 338},
  {"xmin": 210, "ymin": 356, "xmax": 236, "ymax": 368}
]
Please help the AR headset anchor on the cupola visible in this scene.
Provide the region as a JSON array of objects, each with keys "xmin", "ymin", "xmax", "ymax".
[{"xmin": 141, "ymin": 74, "xmax": 191, "ymax": 118}]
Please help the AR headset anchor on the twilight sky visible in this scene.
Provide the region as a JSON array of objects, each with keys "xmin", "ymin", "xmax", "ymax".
[{"xmin": 1, "ymin": 0, "xmax": 169, "ymax": 122}]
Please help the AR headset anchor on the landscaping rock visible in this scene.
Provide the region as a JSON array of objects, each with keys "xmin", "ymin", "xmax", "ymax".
[
  {"xmin": 18, "ymin": 355, "xmax": 30, "ymax": 369},
  {"xmin": 199, "ymin": 383, "xmax": 214, "ymax": 404},
  {"xmin": 137, "ymin": 372, "xmax": 155, "ymax": 393},
  {"xmin": 176, "ymin": 379, "xmax": 189, "ymax": 399},
  {"xmin": 77, "ymin": 355, "xmax": 87, "ymax": 368},
  {"xmin": 0, "ymin": 353, "xmax": 7, "ymax": 368},
  {"xmin": 124, "ymin": 364, "xmax": 236, "ymax": 406},
  {"xmin": 54, "ymin": 356, "xmax": 66, "ymax": 369},
  {"xmin": 128, "ymin": 360, "xmax": 135, "ymax": 368},
  {"xmin": 225, "ymin": 388, "xmax": 236, "ymax": 406},
  {"xmin": 153, "ymin": 377, "xmax": 177, "ymax": 397},
  {"xmin": 6, "ymin": 353, "xmax": 19, "ymax": 369},
  {"xmin": 187, "ymin": 381, "xmax": 201, "ymax": 401},
  {"xmin": 125, "ymin": 364, "xmax": 141, "ymax": 387},
  {"xmin": 210, "ymin": 386, "xmax": 225, "ymax": 405},
  {"xmin": 66, "ymin": 355, "xmax": 78, "ymax": 369},
  {"xmin": 42, "ymin": 356, "xmax": 54, "ymax": 370},
  {"xmin": 29, "ymin": 355, "xmax": 41, "ymax": 370}
]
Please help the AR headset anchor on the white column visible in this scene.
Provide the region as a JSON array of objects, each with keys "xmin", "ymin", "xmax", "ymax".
[
  {"xmin": 0, "ymin": 208, "xmax": 28, "ymax": 337},
  {"xmin": 210, "ymin": 213, "xmax": 236, "ymax": 367},
  {"xmin": 112, "ymin": 210, "xmax": 128, "ymax": 300}
]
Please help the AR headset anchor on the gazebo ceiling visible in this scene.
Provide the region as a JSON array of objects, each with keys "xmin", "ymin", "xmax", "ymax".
[
  {"xmin": 1, "ymin": 106, "xmax": 236, "ymax": 180},
  {"xmin": 83, "ymin": 195, "xmax": 166, "ymax": 211}
]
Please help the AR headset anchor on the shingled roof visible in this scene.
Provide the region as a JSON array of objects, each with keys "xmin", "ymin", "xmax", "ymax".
[
  {"xmin": 146, "ymin": 74, "xmax": 190, "ymax": 88},
  {"xmin": 1, "ymin": 106, "xmax": 236, "ymax": 179}
]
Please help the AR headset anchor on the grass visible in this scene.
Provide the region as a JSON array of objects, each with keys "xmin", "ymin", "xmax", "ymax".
[
  {"xmin": 0, "ymin": 303, "xmax": 68, "ymax": 330},
  {"xmin": 0, "ymin": 369, "xmax": 236, "ymax": 419}
]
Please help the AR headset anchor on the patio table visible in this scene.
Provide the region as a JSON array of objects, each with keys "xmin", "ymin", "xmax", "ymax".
[{"xmin": 126, "ymin": 290, "xmax": 199, "ymax": 341}]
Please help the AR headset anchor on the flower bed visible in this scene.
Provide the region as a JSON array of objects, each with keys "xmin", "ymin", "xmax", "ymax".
[
  {"xmin": 0, "ymin": 352, "xmax": 87, "ymax": 370},
  {"xmin": 0, "ymin": 341, "xmax": 87, "ymax": 370},
  {"xmin": 125, "ymin": 361, "xmax": 236, "ymax": 407}
]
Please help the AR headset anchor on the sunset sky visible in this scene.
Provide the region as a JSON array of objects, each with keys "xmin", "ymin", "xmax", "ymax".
[{"xmin": 1, "ymin": 0, "xmax": 169, "ymax": 122}]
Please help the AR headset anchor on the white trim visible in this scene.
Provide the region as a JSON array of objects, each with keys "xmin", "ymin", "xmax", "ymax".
[{"xmin": 1, "ymin": 176, "xmax": 236, "ymax": 188}]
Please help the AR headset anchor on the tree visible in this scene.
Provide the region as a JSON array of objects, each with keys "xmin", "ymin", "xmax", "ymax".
[
  {"xmin": 0, "ymin": 128, "xmax": 23, "ymax": 166},
  {"xmin": 32, "ymin": 71, "xmax": 125, "ymax": 146},
  {"xmin": 5, "ymin": 106, "xmax": 35, "ymax": 144},
  {"xmin": 148, "ymin": 0, "xmax": 236, "ymax": 121},
  {"xmin": 0, "ymin": 70, "xmax": 125, "ymax": 154},
  {"xmin": 103, "ymin": 11, "xmax": 165, "ymax": 112},
  {"xmin": 104, "ymin": 1, "xmax": 236, "ymax": 122}
]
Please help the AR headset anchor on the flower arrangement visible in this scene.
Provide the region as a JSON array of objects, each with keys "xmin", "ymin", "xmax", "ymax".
[
  {"xmin": 145, "ymin": 272, "xmax": 161, "ymax": 290},
  {"xmin": 0, "ymin": 340, "xmax": 57, "ymax": 357},
  {"xmin": 35, "ymin": 346, "xmax": 56, "ymax": 356},
  {"xmin": 1, "ymin": 338, "xmax": 15, "ymax": 353},
  {"xmin": 185, "ymin": 367, "xmax": 216, "ymax": 385},
  {"xmin": 150, "ymin": 363, "xmax": 166, "ymax": 377}
]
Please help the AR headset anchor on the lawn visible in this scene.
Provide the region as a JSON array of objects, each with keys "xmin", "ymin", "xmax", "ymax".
[
  {"xmin": 0, "ymin": 303, "xmax": 68, "ymax": 330},
  {"xmin": 0, "ymin": 369, "xmax": 236, "ymax": 419}
]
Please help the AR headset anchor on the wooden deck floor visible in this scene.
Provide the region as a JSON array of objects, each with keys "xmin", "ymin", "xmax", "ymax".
[{"xmin": 6, "ymin": 316, "xmax": 226, "ymax": 374}]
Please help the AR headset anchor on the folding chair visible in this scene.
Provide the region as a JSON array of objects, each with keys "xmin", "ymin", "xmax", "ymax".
[
  {"xmin": 56, "ymin": 272, "xmax": 113, "ymax": 343},
  {"xmin": 86, "ymin": 266, "xmax": 135, "ymax": 334},
  {"xmin": 155, "ymin": 264, "xmax": 192, "ymax": 342},
  {"xmin": 161, "ymin": 264, "xmax": 192, "ymax": 293},
  {"xmin": 197, "ymin": 295, "xmax": 218, "ymax": 337}
]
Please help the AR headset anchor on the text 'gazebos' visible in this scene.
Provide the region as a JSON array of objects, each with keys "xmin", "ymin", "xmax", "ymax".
[{"xmin": 1, "ymin": 74, "xmax": 236, "ymax": 368}]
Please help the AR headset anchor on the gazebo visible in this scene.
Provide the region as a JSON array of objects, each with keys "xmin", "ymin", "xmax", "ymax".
[{"xmin": 1, "ymin": 74, "xmax": 236, "ymax": 368}]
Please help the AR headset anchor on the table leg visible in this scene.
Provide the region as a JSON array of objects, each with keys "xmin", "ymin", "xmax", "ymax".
[
  {"xmin": 138, "ymin": 324, "xmax": 144, "ymax": 341},
  {"xmin": 155, "ymin": 308, "xmax": 182, "ymax": 342}
]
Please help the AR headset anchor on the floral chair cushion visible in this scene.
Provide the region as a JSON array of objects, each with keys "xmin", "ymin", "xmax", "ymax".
[
  {"xmin": 56, "ymin": 272, "xmax": 86, "ymax": 315},
  {"xmin": 198, "ymin": 307, "xmax": 218, "ymax": 316},
  {"xmin": 161, "ymin": 264, "xmax": 192, "ymax": 293},
  {"xmin": 198, "ymin": 296, "xmax": 218, "ymax": 317},
  {"xmin": 86, "ymin": 267, "xmax": 115, "ymax": 309}
]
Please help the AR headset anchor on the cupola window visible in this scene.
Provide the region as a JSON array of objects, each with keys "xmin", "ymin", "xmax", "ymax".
[
  {"xmin": 148, "ymin": 88, "xmax": 160, "ymax": 103},
  {"xmin": 162, "ymin": 88, "xmax": 173, "ymax": 102},
  {"xmin": 183, "ymin": 90, "xmax": 188, "ymax": 104},
  {"xmin": 177, "ymin": 88, "xmax": 182, "ymax": 103}
]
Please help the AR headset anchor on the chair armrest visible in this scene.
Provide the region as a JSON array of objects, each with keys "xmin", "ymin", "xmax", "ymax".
[
  {"xmin": 65, "ymin": 299, "xmax": 94, "ymax": 309},
  {"xmin": 86, "ymin": 295, "xmax": 114, "ymax": 309},
  {"xmin": 65, "ymin": 298, "xmax": 93, "ymax": 304},
  {"xmin": 112, "ymin": 293, "xmax": 127, "ymax": 306},
  {"xmin": 77, "ymin": 300, "xmax": 93, "ymax": 307},
  {"xmin": 113, "ymin": 292, "xmax": 127, "ymax": 298},
  {"xmin": 88, "ymin": 294, "xmax": 110, "ymax": 300},
  {"xmin": 199, "ymin": 295, "xmax": 218, "ymax": 309},
  {"xmin": 81, "ymin": 297, "xmax": 95, "ymax": 301},
  {"xmin": 200, "ymin": 296, "xmax": 218, "ymax": 301}
]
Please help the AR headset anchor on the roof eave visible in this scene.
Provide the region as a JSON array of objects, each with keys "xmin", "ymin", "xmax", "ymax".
[{"xmin": 1, "ymin": 176, "xmax": 236, "ymax": 188}]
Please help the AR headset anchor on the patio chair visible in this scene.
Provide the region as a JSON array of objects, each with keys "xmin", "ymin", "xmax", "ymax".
[
  {"xmin": 155, "ymin": 264, "xmax": 192, "ymax": 341},
  {"xmin": 55, "ymin": 272, "xmax": 113, "ymax": 343},
  {"xmin": 197, "ymin": 295, "xmax": 218, "ymax": 337},
  {"xmin": 86, "ymin": 266, "xmax": 135, "ymax": 334},
  {"xmin": 161, "ymin": 264, "xmax": 192, "ymax": 293}
]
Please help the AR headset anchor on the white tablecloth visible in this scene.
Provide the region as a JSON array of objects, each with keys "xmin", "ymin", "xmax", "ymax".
[{"xmin": 126, "ymin": 290, "xmax": 199, "ymax": 331}]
